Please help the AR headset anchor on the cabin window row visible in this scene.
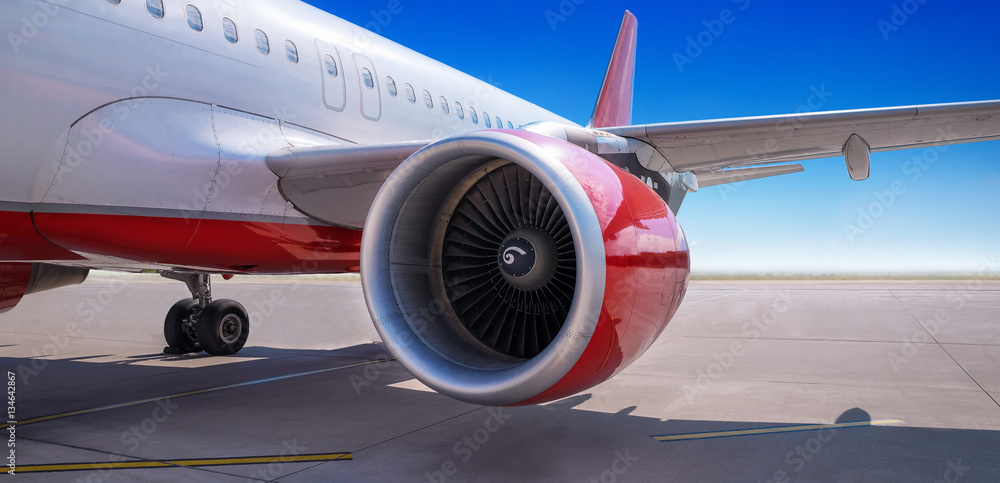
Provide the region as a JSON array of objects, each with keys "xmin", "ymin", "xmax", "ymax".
[
  {"xmin": 111, "ymin": 0, "xmax": 301, "ymax": 64},
  {"xmin": 118, "ymin": 0, "xmax": 517, "ymax": 129},
  {"xmin": 384, "ymin": 77, "xmax": 513, "ymax": 128}
]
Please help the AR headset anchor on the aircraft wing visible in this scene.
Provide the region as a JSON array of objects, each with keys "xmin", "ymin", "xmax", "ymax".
[
  {"xmin": 266, "ymin": 141, "xmax": 428, "ymax": 229},
  {"xmin": 604, "ymin": 100, "xmax": 1000, "ymax": 185},
  {"xmin": 266, "ymin": 100, "xmax": 1000, "ymax": 227}
]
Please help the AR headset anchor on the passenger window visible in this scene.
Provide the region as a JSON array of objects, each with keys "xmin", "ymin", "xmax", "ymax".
[
  {"xmin": 386, "ymin": 77, "xmax": 397, "ymax": 96},
  {"xmin": 254, "ymin": 29, "xmax": 270, "ymax": 55},
  {"xmin": 423, "ymin": 90, "xmax": 433, "ymax": 110},
  {"xmin": 483, "ymin": 112, "xmax": 492, "ymax": 128},
  {"xmin": 184, "ymin": 4, "xmax": 202, "ymax": 32},
  {"xmin": 470, "ymin": 107, "xmax": 478, "ymax": 124},
  {"xmin": 507, "ymin": 121, "xmax": 514, "ymax": 129},
  {"xmin": 146, "ymin": 0, "xmax": 164, "ymax": 19},
  {"xmin": 362, "ymin": 68, "xmax": 374, "ymax": 89},
  {"xmin": 106, "ymin": 0, "xmax": 121, "ymax": 4},
  {"xmin": 440, "ymin": 97, "xmax": 449, "ymax": 114},
  {"xmin": 496, "ymin": 116, "xmax": 502, "ymax": 129},
  {"xmin": 221, "ymin": 17, "xmax": 238, "ymax": 43},
  {"xmin": 325, "ymin": 55, "xmax": 339, "ymax": 77},
  {"xmin": 285, "ymin": 40, "xmax": 298, "ymax": 64},
  {"xmin": 455, "ymin": 102, "xmax": 465, "ymax": 120},
  {"xmin": 405, "ymin": 84, "xmax": 416, "ymax": 103}
]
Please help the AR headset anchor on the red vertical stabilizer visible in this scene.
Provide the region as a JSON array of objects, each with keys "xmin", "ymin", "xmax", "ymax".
[{"xmin": 588, "ymin": 11, "xmax": 638, "ymax": 129}]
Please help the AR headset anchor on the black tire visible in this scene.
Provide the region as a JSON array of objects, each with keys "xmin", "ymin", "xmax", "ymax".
[
  {"xmin": 197, "ymin": 299, "xmax": 250, "ymax": 355},
  {"xmin": 164, "ymin": 299, "xmax": 200, "ymax": 353}
]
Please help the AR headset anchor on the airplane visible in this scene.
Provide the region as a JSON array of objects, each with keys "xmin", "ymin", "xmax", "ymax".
[{"xmin": 1, "ymin": 0, "xmax": 998, "ymax": 407}]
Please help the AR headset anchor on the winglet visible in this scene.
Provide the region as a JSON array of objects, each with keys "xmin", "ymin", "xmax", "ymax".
[{"xmin": 588, "ymin": 11, "xmax": 638, "ymax": 129}]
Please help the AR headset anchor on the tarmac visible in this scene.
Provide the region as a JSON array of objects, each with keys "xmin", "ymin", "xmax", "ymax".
[{"xmin": 2, "ymin": 275, "xmax": 999, "ymax": 482}]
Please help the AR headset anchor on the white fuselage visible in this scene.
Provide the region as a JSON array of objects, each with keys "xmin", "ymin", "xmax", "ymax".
[{"xmin": 0, "ymin": 0, "xmax": 574, "ymax": 270}]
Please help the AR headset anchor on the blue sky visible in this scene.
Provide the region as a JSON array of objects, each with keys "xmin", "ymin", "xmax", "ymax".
[{"xmin": 305, "ymin": 0, "xmax": 1000, "ymax": 274}]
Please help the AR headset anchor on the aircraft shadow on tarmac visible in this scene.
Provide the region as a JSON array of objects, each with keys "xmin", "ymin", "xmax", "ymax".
[{"xmin": 3, "ymin": 343, "xmax": 1000, "ymax": 481}]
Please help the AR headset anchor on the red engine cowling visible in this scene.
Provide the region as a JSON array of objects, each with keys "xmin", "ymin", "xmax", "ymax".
[
  {"xmin": 361, "ymin": 130, "xmax": 689, "ymax": 406},
  {"xmin": 0, "ymin": 264, "xmax": 33, "ymax": 314},
  {"xmin": 0, "ymin": 263, "xmax": 90, "ymax": 314}
]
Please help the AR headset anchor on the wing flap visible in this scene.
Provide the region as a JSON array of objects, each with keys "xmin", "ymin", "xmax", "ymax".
[{"xmin": 695, "ymin": 164, "xmax": 805, "ymax": 188}]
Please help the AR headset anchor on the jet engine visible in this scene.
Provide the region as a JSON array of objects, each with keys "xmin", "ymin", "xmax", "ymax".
[
  {"xmin": 0, "ymin": 263, "xmax": 90, "ymax": 313},
  {"xmin": 361, "ymin": 130, "xmax": 689, "ymax": 406}
]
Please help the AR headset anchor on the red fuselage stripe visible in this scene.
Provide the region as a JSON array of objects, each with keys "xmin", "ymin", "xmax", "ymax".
[{"xmin": 4, "ymin": 210, "xmax": 362, "ymax": 274}]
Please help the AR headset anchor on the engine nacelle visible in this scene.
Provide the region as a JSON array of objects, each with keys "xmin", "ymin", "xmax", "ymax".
[
  {"xmin": 361, "ymin": 130, "xmax": 689, "ymax": 406},
  {"xmin": 0, "ymin": 263, "xmax": 90, "ymax": 314}
]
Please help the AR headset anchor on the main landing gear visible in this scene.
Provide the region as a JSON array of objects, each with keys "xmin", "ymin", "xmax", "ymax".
[{"xmin": 161, "ymin": 272, "xmax": 249, "ymax": 356}]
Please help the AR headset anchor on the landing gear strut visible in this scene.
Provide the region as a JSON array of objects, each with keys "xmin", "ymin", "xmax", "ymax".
[{"xmin": 161, "ymin": 272, "xmax": 249, "ymax": 356}]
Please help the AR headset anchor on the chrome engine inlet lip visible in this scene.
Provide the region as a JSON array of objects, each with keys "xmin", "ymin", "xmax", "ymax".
[{"xmin": 360, "ymin": 130, "xmax": 607, "ymax": 406}]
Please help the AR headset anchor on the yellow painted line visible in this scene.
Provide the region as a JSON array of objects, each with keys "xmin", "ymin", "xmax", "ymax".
[
  {"xmin": 18, "ymin": 461, "xmax": 173, "ymax": 472},
  {"xmin": 653, "ymin": 419, "xmax": 905, "ymax": 442},
  {"xmin": 1, "ymin": 358, "xmax": 394, "ymax": 430},
  {"xmin": 16, "ymin": 452, "xmax": 352, "ymax": 473}
]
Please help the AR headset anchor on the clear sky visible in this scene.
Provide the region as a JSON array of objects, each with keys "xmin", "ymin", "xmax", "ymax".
[{"xmin": 303, "ymin": 0, "xmax": 1000, "ymax": 274}]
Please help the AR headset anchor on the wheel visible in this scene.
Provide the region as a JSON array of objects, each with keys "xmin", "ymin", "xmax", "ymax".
[
  {"xmin": 197, "ymin": 299, "xmax": 249, "ymax": 355},
  {"xmin": 164, "ymin": 299, "xmax": 200, "ymax": 353}
]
